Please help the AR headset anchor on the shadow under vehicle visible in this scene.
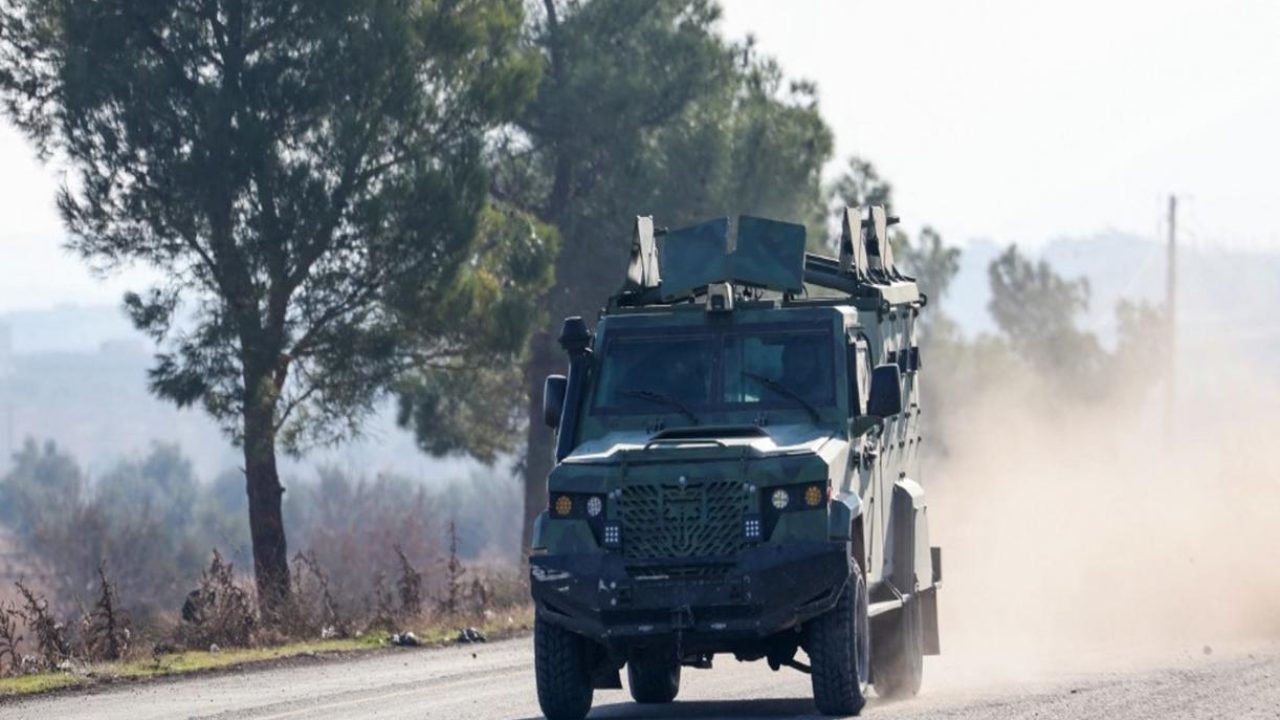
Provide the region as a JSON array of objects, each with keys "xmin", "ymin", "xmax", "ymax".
[{"xmin": 531, "ymin": 209, "xmax": 941, "ymax": 719}]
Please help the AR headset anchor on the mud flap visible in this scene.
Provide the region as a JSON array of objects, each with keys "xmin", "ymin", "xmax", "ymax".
[
  {"xmin": 591, "ymin": 665, "xmax": 622, "ymax": 690},
  {"xmin": 919, "ymin": 586, "xmax": 940, "ymax": 656},
  {"xmin": 589, "ymin": 640, "xmax": 623, "ymax": 689},
  {"xmin": 922, "ymin": 545, "xmax": 941, "ymax": 655}
]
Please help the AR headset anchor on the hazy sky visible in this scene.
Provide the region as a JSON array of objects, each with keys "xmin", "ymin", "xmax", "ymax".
[
  {"xmin": 2, "ymin": 0, "xmax": 1278, "ymax": 313},
  {"xmin": 718, "ymin": 0, "xmax": 1280, "ymax": 249}
]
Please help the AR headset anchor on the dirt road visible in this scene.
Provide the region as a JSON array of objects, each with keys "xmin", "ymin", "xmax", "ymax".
[{"xmin": 1, "ymin": 636, "xmax": 1276, "ymax": 720}]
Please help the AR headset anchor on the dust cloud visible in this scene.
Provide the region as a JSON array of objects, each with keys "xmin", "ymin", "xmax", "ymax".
[{"xmin": 925, "ymin": 344, "xmax": 1280, "ymax": 679}]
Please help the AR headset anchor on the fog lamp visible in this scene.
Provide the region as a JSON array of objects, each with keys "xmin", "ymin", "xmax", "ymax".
[
  {"xmin": 603, "ymin": 522, "xmax": 622, "ymax": 548},
  {"xmin": 554, "ymin": 495, "xmax": 573, "ymax": 517},
  {"xmin": 770, "ymin": 488, "xmax": 790, "ymax": 511},
  {"xmin": 744, "ymin": 515, "xmax": 762, "ymax": 541}
]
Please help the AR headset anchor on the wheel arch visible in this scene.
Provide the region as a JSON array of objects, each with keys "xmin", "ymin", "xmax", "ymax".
[
  {"xmin": 851, "ymin": 513, "xmax": 867, "ymax": 576},
  {"xmin": 827, "ymin": 491, "xmax": 862, "ymax": 543}
]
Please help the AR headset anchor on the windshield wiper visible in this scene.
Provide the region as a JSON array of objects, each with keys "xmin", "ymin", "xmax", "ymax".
[
  {"xmin": 743, "ymin": 372, "xmax": 821, "ymax": 422},
  {"xmin": 620, "ymin": 389, "xmax": 699, "ymax": 424}
]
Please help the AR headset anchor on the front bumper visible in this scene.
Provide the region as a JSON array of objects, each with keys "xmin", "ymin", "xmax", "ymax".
[{"xmin": 530, "ymin": 541, "xmax": 848, "ymax": 648}]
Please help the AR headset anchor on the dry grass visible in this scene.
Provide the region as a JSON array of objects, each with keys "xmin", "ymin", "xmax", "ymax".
[
  {"xmin": 0, "ymin": 605, "xmax": 534, "ymax": 699},
  {"xmin": 0, "ymin": 672, "xmax": 83, "ymax": 697}
]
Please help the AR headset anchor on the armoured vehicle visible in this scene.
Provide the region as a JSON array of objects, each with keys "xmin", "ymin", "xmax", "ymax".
[{"xmin": 530, "ymin": 208, "xmax": 941, "ymax": 718}]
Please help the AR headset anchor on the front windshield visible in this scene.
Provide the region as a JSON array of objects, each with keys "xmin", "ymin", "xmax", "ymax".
[
  {"xmin": 592, "ymin": 333, "xmax": 715, "ymax": 410},
  {"xmin": 591, "ymin": 323, "xmax": 835, "ymax": 417}
]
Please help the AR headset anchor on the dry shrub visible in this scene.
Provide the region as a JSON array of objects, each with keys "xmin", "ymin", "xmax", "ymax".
[
  {"xmin": 366, "ymin": 571, "xmax": 399, "ymax": 632},
  {"xmin": 394, "ymin": 545, "xmax": 423, "ymax": 618},
  {"xmin": 467, "ymin": 577, "xmax": 490, "ymax": 614},
  {"xmin": 438, "ymin": 521, "xmax": 466, "ymax": 616},
  {"xmin": 283, "ymin": 533, "xmax": 524, "ymax": 636},
  {"xmin": 177, "ymin": 551, "xmax": 255, "ymax": 649},
  {"xmin": 13, "ymin": 582, "xmax": 70, "ymax": 670},
  {"xmin": 0, "ymin": 602, "xmax": 19, "ymax": 674},
  {"xmin": 286, "ymin": 471, "xmax": 439, "ymax": 615},
  {"xmin": 283, "ymin": 552, "xmax": 347, "ymax": 639},
  {"xmin": 423, "ymin": 524, "xmax": 521, "ymax": 623},
  {"xmin": 80, "ymin": 564, "xmax": 131, "ymax": 661},
  {"xmin": 481, "ymin": 564, "xmax": 530, "ymax": 611}
]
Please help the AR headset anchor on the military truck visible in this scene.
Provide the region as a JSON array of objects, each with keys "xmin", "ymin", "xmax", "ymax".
[{"xmin": 530, "ymin": 208, "xmax": 941, "ymax": 719}]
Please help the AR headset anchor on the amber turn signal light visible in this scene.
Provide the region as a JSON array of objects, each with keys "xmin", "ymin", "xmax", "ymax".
[
  {"xmin": 553, "ymin": 495, "xmax": 573, "ymax": 517},
  {"xmin": 804, "ymin": 484, "xmax": 825, "ymax": 508}
]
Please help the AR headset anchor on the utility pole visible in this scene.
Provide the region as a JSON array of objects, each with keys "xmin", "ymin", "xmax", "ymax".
[{"xmin": 1165, "ymin": 195, "xmax": 1177, "ymax": 438}]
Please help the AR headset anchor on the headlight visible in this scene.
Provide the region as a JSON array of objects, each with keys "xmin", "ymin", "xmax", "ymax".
[
  {"xmin": 586, "ymin": 496, "xmax": 603, "ymax": 517},
  {"xmin": 770, "ymin": 488, "xmax": 790, "ymax": 510}
]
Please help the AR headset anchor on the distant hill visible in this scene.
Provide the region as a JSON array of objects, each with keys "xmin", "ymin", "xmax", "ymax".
[
  {"xmin": 0, "ymin": 307, "xmax": 480, "ymax": 482},
  {"xmin": 0, "ymin": 304, "xmax": 135, "ymax": 354}
]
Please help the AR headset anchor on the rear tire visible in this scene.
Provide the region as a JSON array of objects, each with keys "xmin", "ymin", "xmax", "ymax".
[
  {"xmin": 627, "ymin": 648, "xmax": 681, "ymax": 704},
  {"xmin": 872, "ymin": 595, "xmax": 924, "ymax": 699},
  {"xmin": 805, "ymin": 557, "xmax": 870, "ymax": 716},
  {"xmin": 535, "ymin": 614, "xmax": 594, "ymax": 720}
]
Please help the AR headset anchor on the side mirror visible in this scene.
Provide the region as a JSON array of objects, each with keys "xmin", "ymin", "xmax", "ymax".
[
  {"xmin": 543, "ymin": 375, "xmax": 567, "ymax": 428},
  {"xmin": 867, "ymin": 363, "xmax": 903, "ymax": 418}
]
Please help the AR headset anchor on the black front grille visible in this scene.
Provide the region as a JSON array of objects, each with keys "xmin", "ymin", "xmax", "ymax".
[{"xmin": 618, "ymin": 480, "xmax": 748, "ymax": 561}]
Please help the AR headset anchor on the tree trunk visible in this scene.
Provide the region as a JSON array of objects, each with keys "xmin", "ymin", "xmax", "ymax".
[
  {"xmin": 243, "ymin": 374, "xmax": 290, "ymax": 621},
  {"xmin": 521, "ymin": 333, "xmax": 560, "ymax": 550}
]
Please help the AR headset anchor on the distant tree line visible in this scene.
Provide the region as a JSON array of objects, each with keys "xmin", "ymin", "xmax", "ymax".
[{"xmin": 0, "ymin": 439, "xmax": 519, "ymax": 619}]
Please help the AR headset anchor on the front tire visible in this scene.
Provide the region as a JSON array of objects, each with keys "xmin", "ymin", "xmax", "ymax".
[
  {"xmin": 535, "ymin": 614, "xmax": 594, "ymax": 720},
  {"xmin": 627, "ymin": 647, "xmax": 680, "ymax": 704},
  {"xmin": 872, "ymin": 595, "xmax": 924, "ymax": 699},
  {"xmin": 805, "ymin": 557, "xmax": 870, "ymax": 716}
]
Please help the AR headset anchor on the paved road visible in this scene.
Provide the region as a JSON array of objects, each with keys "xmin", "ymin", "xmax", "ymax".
[{"xmin": 1, "ymin": 637, "xmax": 1277, "ymax": 720}]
